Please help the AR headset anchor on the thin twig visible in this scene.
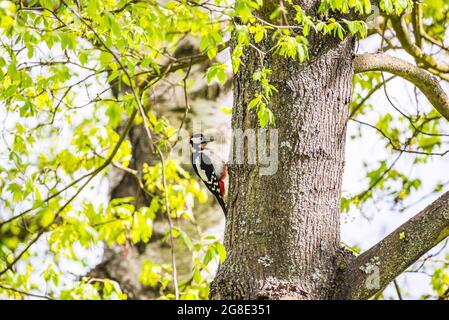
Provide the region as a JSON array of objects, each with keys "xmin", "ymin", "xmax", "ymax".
[
  {"xmin": 0, "ymin": 109, "xmax": 138, "ymax": 275},
  {"xmin": 61, "ymin": 1, "xmax": 182, "ymax": 299},
  {"xmin": 0, "ymin": 284, "xmax": 54, "ymax": 300},
  {"xmin": 171, "ymin": 60, "xmax": 193, "ymax": 149},
  {"xmin": 393, "ymin": 280, "xmax": 403, "ymax": 300},
  {"xmin": 349, "ymin": 76, "xmax": 395, "ymax": 119},
  {"xmin": 157, "ymin": 148, "xmax": 179, "ymax": 300},
  {"xmin": 0, "ymin": 109, "xmax": 137, "ymax": 228}
]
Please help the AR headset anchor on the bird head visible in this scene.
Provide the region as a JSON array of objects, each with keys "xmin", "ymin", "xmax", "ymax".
[{"xmin": 188, "ymin": 133, "xmax": 213, "ymax": 149}]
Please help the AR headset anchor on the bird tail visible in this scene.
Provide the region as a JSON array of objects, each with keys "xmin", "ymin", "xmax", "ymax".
[{"xmin": 216, "ymin": 195, "xmax": 228, "ymax": 219}]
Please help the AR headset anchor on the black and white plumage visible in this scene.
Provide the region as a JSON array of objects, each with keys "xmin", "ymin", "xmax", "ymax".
[{"xmin": 189, "ymin": 133, "xmax": 228, "ymax": 218}]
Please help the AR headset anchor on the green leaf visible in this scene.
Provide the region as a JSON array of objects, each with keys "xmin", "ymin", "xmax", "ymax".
[
  {"xmin": 215, "ymin": 242, "xmax": 227, "ymax": 262},
  {"xmin": 206, "ymin": 63, "xmax": 227, "ymax": 84},
  {"xmin": 40, "ymin": 209, "xmax": 55, "ymax": 228}
]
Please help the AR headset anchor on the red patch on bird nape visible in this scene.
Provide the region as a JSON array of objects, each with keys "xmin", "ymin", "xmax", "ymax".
[{"xmin": 218, "ymin": 180, "xmax": 226, "ymax": 198}]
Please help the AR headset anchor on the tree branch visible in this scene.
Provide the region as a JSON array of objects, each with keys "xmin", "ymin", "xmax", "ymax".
[
  {"xmin": 390, "ymin": 15, "xmax": 449, "ymax": 80},
  {"xmin": 336, "ymin": 191, "xmax": 449, "ymax": 299},
  {"xmin": 354, "ymin": 53, "xmax": 449, "ymax": 121},
  {"xmin": 411, "ymin": 1, "xmax": 423, "ymax": 48}
]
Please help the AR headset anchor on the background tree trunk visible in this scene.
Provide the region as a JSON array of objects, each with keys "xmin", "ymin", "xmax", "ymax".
[
  {"xmin": 89, "ymin": 47, "xmax": 231, "ymax": 299},
  {"xmin": 211, "ymin": 1, "xmax": 355, "ymax": 299}
]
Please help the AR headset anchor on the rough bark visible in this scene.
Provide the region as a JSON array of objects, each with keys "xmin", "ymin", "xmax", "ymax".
[{"xmin": 210, "ymin": 1, "xmax": 355, "ymax": 300}]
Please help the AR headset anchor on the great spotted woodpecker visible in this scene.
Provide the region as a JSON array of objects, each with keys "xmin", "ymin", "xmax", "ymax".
[{"xmin": 188, "ymin": 133, "xmax": 228, "ymax": 218}]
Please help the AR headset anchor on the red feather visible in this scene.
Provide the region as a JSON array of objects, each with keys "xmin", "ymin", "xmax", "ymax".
[{"xmin": 218, "ymin": 180, "xmax": 225, "ymax": 198}]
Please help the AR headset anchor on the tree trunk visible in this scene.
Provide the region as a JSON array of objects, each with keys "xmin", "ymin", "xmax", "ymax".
[{"xmin": 210, "ymin": 1, "xmax": 354, "ymax": 300}]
